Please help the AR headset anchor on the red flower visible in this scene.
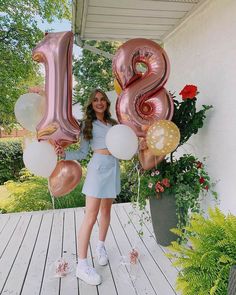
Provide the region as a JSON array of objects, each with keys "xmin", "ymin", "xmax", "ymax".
[
  {"xmin": 199, "ymin": 177, "xmax": 205, "ymax": 184},
  {"xmin": 179, "ymin": 85, "xmax": 198, "ymax": 100},
  {"xmin": 162, "ymin": 178, "xmax": 170, "ymax": 188},
  {"xmin": 155, "ymin": 181, "xmax": 164, "ymax": 193},
  {"xmin": 204, "ymin": 185, "xmax": 209, "ymax": 191},
  {"xmin": 196, "ymin": 161, "xmax": 203, "ymax": 169}
]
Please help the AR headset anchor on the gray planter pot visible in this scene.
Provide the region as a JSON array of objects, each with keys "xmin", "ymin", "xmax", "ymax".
[
  {"xmin": 228, "ymin": 265, "xmax": 236, "ymax": 295},
  {"xmin": 149, "ymin": 193, "xmax": 178, "ymax": 246}
]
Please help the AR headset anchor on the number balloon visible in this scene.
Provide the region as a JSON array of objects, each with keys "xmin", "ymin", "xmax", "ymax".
[
  {"xmin": 32, "ymin": 32, "xmax": 80, "ymax": 147},
  {"xmin": 113, "ymin": 38, "xmax": 173, "ymax": 137}
]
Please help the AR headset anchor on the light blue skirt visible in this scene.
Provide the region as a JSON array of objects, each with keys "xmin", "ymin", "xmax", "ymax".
[{"xmin": 82, "ymin": 153, "xmax": 121, "ymax": 198}]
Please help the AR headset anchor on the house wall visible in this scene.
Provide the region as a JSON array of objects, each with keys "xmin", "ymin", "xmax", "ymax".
[{"xmin": 164, "ymin": 0, "xmax": 236, "ymax": 214}]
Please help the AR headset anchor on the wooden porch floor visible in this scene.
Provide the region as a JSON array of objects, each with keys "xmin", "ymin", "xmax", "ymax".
[{"xmin": 0, "ymin": 203, "xmax": 179, "ymax": 295}]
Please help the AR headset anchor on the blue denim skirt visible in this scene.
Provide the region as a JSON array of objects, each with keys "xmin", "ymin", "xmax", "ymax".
[{"xmin": 82, "ymin": 153, "xmax": 121, "ymax": 198}]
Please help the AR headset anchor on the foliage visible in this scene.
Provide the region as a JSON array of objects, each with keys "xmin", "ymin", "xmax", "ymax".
[
  {"xmin": 141, "ymin": 154, "xmax": 217, "ymax": 228},
  {"xmin": 73, "ymin": 40, "xmax": 121, "ymax": 107},
  {"xmin": 129, "ymin": 85, "xmax": 216, "ymax": 229},
  {"xmin": 0, "ymin": 0, "xmax": 71, "ymax": 128},
  {"xmin": 167, "ymin": 208, "xmax": 236, "ymax": 295},
  {"xmin": 1, "ymin": 168, "xmax": 85, "ymax": 213},
  {"xmin": 172, "ymin": 98, "xmax": 212, "ymax": 147},
  {"xmin": 0, "ymin": 138, "xmax": 24, "ymax": 184},
  {"xmin": 117, "ymin": 159, "xmax": 139, "ymax": 204}
]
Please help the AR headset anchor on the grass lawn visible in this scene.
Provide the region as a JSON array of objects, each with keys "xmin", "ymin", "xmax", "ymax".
[
  {"xmin": 0, "ymin": 185, "xmax": 10, "ymax": 210},
  {"xmin": 0, "ymin": 185, "xmax": 10, "ymax": 199}
]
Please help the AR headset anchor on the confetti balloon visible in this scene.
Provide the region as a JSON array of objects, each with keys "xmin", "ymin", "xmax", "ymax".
[{"xmin": 146, "ymin": 120, "xmax": 180, "ymax": 156}]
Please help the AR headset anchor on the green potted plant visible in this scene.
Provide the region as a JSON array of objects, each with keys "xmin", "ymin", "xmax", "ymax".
[
  {"xmin": 167, "ymin": 207, "xmax": 236, "ymax": 295},
  {"xmin": 128, "ymin": 85, "xmax": 217, "ymax": 245}
]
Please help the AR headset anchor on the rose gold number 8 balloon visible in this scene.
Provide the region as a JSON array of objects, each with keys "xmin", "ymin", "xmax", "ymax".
[{"xmin": 112, "ymin": 38, "xmax": 173, "ymax": 137}]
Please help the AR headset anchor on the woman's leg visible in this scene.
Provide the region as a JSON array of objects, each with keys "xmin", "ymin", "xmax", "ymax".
[
  {"xmin": 78, "ymin": 196, "xmax": 101, "ymax": 259},
  {"xmin": 98, "ymin": 198, "xmax": 113, "ymax": 242}
]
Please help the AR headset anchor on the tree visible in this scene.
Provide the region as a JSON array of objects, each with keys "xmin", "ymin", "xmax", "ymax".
[
  {"xmin": 0, "ymin": 0, "xmax": 71, "ymax": 128},
  {"xmin": 73, "ymin": 40, "xmax": 120, "ymax": 107}
]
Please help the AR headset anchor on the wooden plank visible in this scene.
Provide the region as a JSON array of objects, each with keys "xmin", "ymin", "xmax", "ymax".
[
  {"xmin": 114, "ymin": 204, "xmax": 177, "ymax": 295},
  {"xmin": 87, "ymin": 14, "xmax": 179, "ymax": 25},
  {"xmin": 85, "ymin": 27, "xmax": 167, "ymax": 35},
  {"xmin": 0, "ymin": 215, "xmax": 21, "ymax": 258},
  {"xmin": 110, "ymin": 205, "xmax": 157, "ymax": 295},
  {"xmin": 86, "ymin": 21, "xmax": 172, "ymax": 31},
  {"xmin": 75, "ymin": 208, "xmax": 98, "ymax": 295},
  {"xmin": 89, "ymin": 215, "xmax": 118, "ymax": 295},
  {"xmin": 89, "ymin": 0, "xmax": 194, "ymax": 11},
  {"xmin": 88, "ymin": 7, "xmax": 187, "ymax": 19},
  {"xmin": 60, "ymin": 210, "xmax": 79, "ymax": 295},
  {"xmin": 83, "ymin": 33, "xmax": 163, "ymax": 41},
  {"xmin": 130, "ymin": 203, "xmax": 180, "ymax": 269},
  {"xmin": 94, "ymin": 212, "xmax": 136, "ymax": 295},
  {"xmin": 0, "ymin": 214, "xmax": 31, "ymax": 293},
  {"xmin": 123, "ymin": 204, "xmax": 179, "ymax": 294},
  {"xmin": 20, "ymin": 212, "xmax": 54, "ymax": 295},
  {"xmin": 0, "ymin": 215, "xmax": 10, "ymax": 234},
  {"xmin": 0, "ymin": 205, "xmax": 180, "ymax": 294},
  {"xmin": 40, "ymin": 211, "xmax": 64, "ymax": 295},
  {"xmin": 1, "ymin": 213, "xmax": 43, "ymax": 294},
  {"xmin": 81, "ymin": 37, "xmax": 161, "ymax": 43}
]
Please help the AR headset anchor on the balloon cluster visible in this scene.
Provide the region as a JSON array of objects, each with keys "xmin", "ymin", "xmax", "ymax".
[
  {"xmin": 111, "ymin": 38, "xmax": 180, "ymax": 169},
  {"xmin": 14, "ymin": 32, "xmax": 82, "ymax": 197},
  {"xmin": 15, "ymin": 35, "xmax": 180, "ymax": 199}
]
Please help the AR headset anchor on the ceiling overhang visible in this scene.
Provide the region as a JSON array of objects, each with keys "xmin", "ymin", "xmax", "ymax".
[{"xmin": 72, "ymin": 0, "xmax": 207, "ymax": 43}]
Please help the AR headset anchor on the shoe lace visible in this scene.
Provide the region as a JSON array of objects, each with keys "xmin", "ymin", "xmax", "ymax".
[
  {"xmin": 97, "ymin": 246, "xmax": 107, "ymax": 258},
  {"xmin": 85, "ymin": 266, "xmax": 97, "ymax": 275}
]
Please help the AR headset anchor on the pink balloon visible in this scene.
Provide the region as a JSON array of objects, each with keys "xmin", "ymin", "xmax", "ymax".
[
  {"xmin": 112, "ymin": 38, "xmax": 173, "ymax": 137},
  {"xmin": 49, "ymin": 160, "xmax": 82, "ymax": 197},
  {"xmin": 32, "ymin": 32, "xmax": 80, "ymax": 147}
]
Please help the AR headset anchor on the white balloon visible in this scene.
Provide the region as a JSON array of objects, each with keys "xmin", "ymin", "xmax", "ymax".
[
  {"xmin": 105, "ymin": 124, "xmax": 138, "ymax": 160},
  {"xmin": 23, "ymin": 140, "xmax": 57, "ymax": 177},
  {"xmin": 14, "ymin": 93, "xmax": 45, "ymax": 132}
]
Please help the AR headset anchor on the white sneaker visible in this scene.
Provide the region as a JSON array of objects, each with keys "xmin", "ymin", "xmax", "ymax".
[
  {"xmin": 76, "ymin": 265, "xmax": 102, "ymax": 285},
  {"xmin": 96, "ymin": 246, "xmax": 109, "ymax": 266}
]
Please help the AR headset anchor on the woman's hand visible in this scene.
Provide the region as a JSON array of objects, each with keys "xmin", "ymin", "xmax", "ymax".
[{"xmin": 54, "ymin": 145, "xmax": 66, "ymax": 158}]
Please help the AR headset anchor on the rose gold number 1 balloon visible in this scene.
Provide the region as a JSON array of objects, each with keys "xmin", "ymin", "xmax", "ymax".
[{"xmin": 32, "ymin": 31, "xmax": 80, "ymax": 147}]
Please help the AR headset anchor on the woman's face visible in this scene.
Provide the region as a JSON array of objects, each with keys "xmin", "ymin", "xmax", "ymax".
[{"xmin": 92, "ymin": 91, "xmax": 108, "ymax": 115}]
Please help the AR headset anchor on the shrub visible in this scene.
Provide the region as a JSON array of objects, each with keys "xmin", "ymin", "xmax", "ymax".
[{"xmin": 0, "ymin": 138, "xmax": 24, "ymax": 184}]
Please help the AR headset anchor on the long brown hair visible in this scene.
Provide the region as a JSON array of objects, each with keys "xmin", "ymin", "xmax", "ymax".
[{"xmin": 82, "ymin": 89, "xmax": 117, "ymax": 140}]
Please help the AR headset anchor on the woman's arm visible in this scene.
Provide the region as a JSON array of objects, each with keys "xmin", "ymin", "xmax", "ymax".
[{"xmin": 65, "ymin": 132, "xmax": 90, "ymax": 161}]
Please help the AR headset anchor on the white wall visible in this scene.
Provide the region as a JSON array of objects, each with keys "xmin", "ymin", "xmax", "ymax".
[
  {"xmin": 72, "ymin": 103, "xmax": 83, "ymax": 120},
  {"xmin": 164, "ymin": 0, "xmax": 236, "ymax": 214}
]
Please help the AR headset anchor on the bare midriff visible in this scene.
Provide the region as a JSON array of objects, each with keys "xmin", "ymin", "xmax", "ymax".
[{"xmin": 94, "ymin": 149, "xmax": 111, "ymax": 155}]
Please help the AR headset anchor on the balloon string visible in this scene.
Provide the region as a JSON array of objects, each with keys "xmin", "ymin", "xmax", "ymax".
[
  {"xmin": 135, "ymin": 163, "xmax": 141, "ymax": 208},
  {"xmin": 133, "ymin": 163, "xmax": 141, "ymax": 249},
  {"xmin": 48, "ymin": 178, "xmax": 55, "ymax": 209}
]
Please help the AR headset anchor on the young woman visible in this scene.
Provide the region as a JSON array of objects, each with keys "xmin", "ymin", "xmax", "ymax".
[{"xmin": 56, "ymin": 89, "xmax": 120, "ymax": 286}]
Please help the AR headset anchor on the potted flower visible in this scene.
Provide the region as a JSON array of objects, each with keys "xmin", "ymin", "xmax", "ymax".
[{"xmin": 130, "ymin": 85, "xmax": 217, "ymax": 245}]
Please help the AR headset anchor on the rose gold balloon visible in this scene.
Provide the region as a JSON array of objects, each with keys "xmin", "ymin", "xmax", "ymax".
[
  {"xmin": 114, "ymin": 78, "xmax": 122, "ymax": 95},
  {"xmin": 32, "ymin": 32, "xmax": 80, "ymax": 148},
  {"xmin": 139, "ymin": 147, "xmax": 165, "ymax": 170},
  {"xmin": 48, "ymin": 160, "xmax": 82, "ymax": 197},
  {"xmin": 113, "ymin": 38, "xmax": 173, "ymax": 137}
]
